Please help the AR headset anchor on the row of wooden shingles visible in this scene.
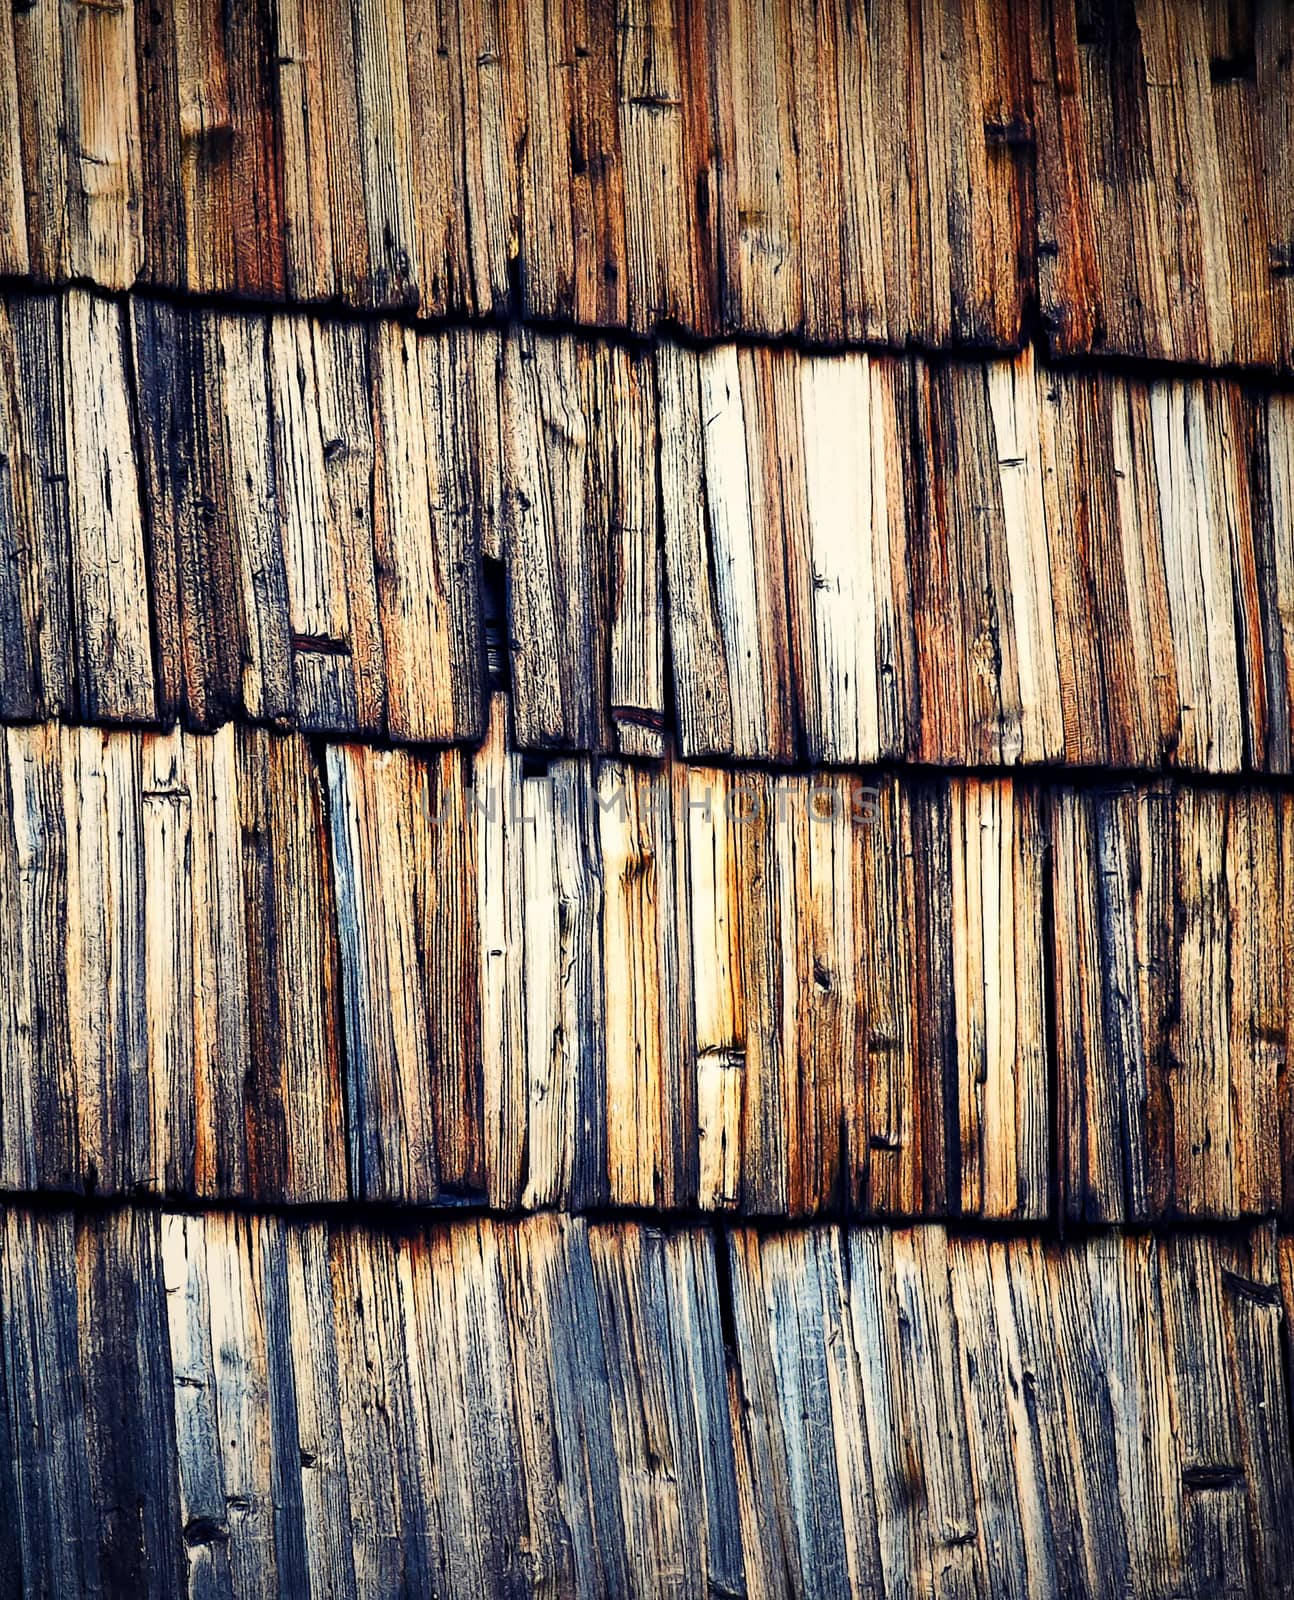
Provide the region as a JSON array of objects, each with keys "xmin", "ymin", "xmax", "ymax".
[
  {"xmin": 0, "ymin": 0, "xmax": 1029, "ymax": 347},
  {"xmin": 2, "ymin": 0, "xmax": 1292, "ymax": 371},
  {"xmin": 2, "ymin": 707, "xmax": 1291, "ymax": 1222},
  {"xmin": 3, "ymin": 1204, "xmax": 1292, "ymax": 1600},
  {"xmin": 4, "ymin": 290, "xmax": 1294, "ymax": 774}
]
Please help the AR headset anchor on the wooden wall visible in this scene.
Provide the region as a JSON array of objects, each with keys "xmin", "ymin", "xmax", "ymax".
[{"xmin": 4, "ymin": 3, "xmax": 1294, "ymax": 1593}]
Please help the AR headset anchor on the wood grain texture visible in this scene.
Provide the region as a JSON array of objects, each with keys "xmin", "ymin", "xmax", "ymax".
[
  {"xmin": 0, "ymin": 13, "xmax": 26, "ymax": 279},
  {"xmin": 2, "ymin": 0, "xmax": 1036, "ymax": 349},
  {"xmin": 12, "ymin": 0, "xmax": 141, "ymax": 289},
  {"xmin": 369, "ymin": 321, "xmax": 483, "ymax": 743},
  {"xmin": 61, "ymin": 292, "xmax": 155, "ymax": 724},
  {"xmin": 325, "ymin": 742, "xmax": 483, "ymax": 1202},
  {"xmin": 662, "ymin": 342, "xmax": 1294, "ymax": 772},
  {"xmin": 2, "ymin": 1206, "xmax": 183, "ymax": 1600},
  {"xmin": 4, "ymin": 1, "xmax": 1294, "ymax": 367}
]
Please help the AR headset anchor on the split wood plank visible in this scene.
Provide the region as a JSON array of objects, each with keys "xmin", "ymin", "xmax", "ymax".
[
  {"xmin": 325, "ymin": 742, "xmax": 483, "ymax": 1203},
  {"xmin": 136, "ymin": 0, "xmax": 286, "ymax": 296},
  {"xmin": 1051, "ymin": 782, "xmax": 1293, "ymax": 1222},
  {"xmin": 370, "ymin": 321, "xmax": 483, "ymax": 744},
  {"xmin": 474, "ymin": 697, "xmax": 606, "ymax": 1211},
  {"xmin": 1032, "ymin": 0, "xmax": 1294, "ymax": 371},
  {"xmin": 61, "ymin": 291, "xmax": 155, "ymax": 724},
  {"xmin": 0, "ymin": 12, "xmax": 26, "ymax": 278},
  {"xmin": 270, "ymin": 313, "xmax": 387, "ymax": 735},
  {"xmin": 11, "ymin": 0, "xmax": 141, "ymax": 289}
]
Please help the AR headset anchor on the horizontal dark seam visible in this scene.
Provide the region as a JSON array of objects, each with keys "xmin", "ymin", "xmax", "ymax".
[
  {"xmin": 4, "ymin": 273, "xmax": 1294, "ymax": 396},
  {"xmin": 0, "ymin": 1184, "xmax": 1286, "ymax": 1246}
]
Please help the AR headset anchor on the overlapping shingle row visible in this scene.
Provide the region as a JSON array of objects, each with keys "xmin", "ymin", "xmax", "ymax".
[
  {"xmin": 3, "ymin": 1204, "xmax": 1292, "ymax": 1599},
  {"xmin": 5, "ymin": 290, "xmax": 1294, "ymax": 772},
  {"xmin": 2, "ymin": 0, "xmax": 1292, "ymax": 371},
  {"xmin": 4, "ymin": 708, "xmax": 1291, "ymax": 1223}
]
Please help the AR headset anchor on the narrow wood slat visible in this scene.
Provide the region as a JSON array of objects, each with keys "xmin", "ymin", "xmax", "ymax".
[
  {"xmin": 1217, "ymin": 1229, "xmax": 1294, "ymax": 1597},
  {"xmin": 325, "ymin": 1227, "xmax": 411, "ymax": 1594},
  {"xmin": 710, "ymin": 0, "xmax": 802, "ymax": 338},
  {"xmin": 853, "ymin": 776, "xmax": 922, "ymax": 1216},
  {"xmin": 615, "ymin": 0, "xmax": 717, "ymax": 337},
  {"xmin": 5, "ymin": 294, "xmax": 75, "ymax": 720},
  {"xmin": 273, "ymin": 0, "xmax": 365, "ymax": 302},
  {"xmin": 725, "ymin": 1227, "xmax": 856, "ymax": 1592},
  {"xmin": 76, "ymin": 1207, "xmax": 185, "ymax": 1599},
  {"xmin": 350, "ymin": 0, "xmax": 419, "ymax": 307},
  {"xmin": 794, "ymin": 352, "xmax": 911, "ymax": 765},
  {"xmin": 130, "ymin": 298, "xmax": 244, "ymax": 728},
  {"xmin": 0, "ymin": 12, "xmax": 26, "ymax": 277},
  {"xmin": 0, "ymin": 300, "xmax": 46, "ymax": 722},
  {"xmin": 12, "ymin": 0, "xmax": 141, "ymax": 289},
  {"xmin": 61, "ymin": 728, "xmax": 150, "ymax": 1195},
  {"xmin": 370, "ymin": 321, "xmax": 483, "ymax": 744},
  {"xmin": 586, "ymin": 343, "xmax": 666, "ymax": 758},
  {"xmin": 587, "ymin": 1226, "xmax": 745, "ymax": 1598},
  {"xmin": 453, "ymin": 0, "xmax": 525, "ymax": 320},
  {"xmin": 660, "ymin": 345, "xmax": 795, "ymax": 762},
  {"xmin": 400, "ymin": 0, "xmax": 472, "ymax": 317},
  {"xmin": 1002, "ymin": 1236, "xmax": 1134, "ymax": 1592},
  {"xmin": 599, "ymin": 761, "xmax": 693, "ymax": 1208},
  {"xmin": 523, "ymin": 759, "xmax": 604, "ymax": 1210},
  {"xmin": 0, "ymin": 1209, "xmax": 100, "ymax": 1598},
  {"xmin": 514, "ymin": 0, "xmax": 575, "ymax": 324},
  {"xmin": 1256, "ymin": 394, "xmax": 1294, "ymax": 773},
  {"xmin": 158, "ymin": 0, "xmax": 285, "ymax": 296},
  {"xmin": 948, "ymin": 779, "xmax": 1049, "ymax": 1220},
  {"xmin": 270, "ymin": 313, "xmax": 385, "ymax": 735},
  {"xmin": 276, "ymin": 1221, "xmax": 360, "ymax": 1600},
  {"xmin": 1163, "ymin": 1232, "xmax": 1257, "ymax": 1591},
  {"xmin": 61, "ymin": 292, "xmax": 155, "ymax": 724},
  {"xmin": 656, "ymin": 342, "xmax": 733, "ymax": 755},
  {"xmin": 419, "ymin": 1216, "xmax": 531, "ymax": 1593},
  {"xmin": 238, "ymin": 729, "xmax": 347, "ymax": 1202},
  {"xmin": 326, "ymin": 742, "xmax": 483, "ymax": 1203},
  {"xmin": 684, "ymin": 768, "xmax": 745, "ymax": 1211},
  {"xmin": 500, "ymin": 331, "xmax": 607, "ymax": 750},
  {"xmin": 946, "ymin": 1238, "xmax": 1044, "ymax": 1598},
  {"xmin": 501, "ymin": 1216, "xmax": 631, "ymax": 1597},
  {"xmin": 213, "ymin": 312, "xmax": 296, "ymax": 724},
  {"xmin": 160, "ymin": 1213, "xmax": 237, "ymax": 1600},
  {"xmin": 510, "ymin": 0, "xmax": 630, "ymax": 329}
]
